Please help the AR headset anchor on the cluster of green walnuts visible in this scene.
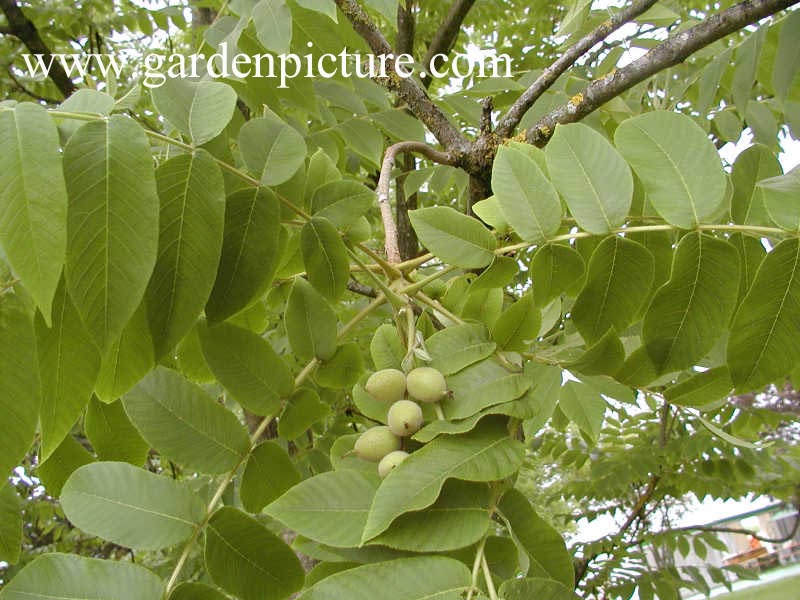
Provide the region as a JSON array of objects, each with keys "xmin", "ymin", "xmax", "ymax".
[{"xmin": 353, "ymin": 366, "xmax": 447, "ymax": 477}]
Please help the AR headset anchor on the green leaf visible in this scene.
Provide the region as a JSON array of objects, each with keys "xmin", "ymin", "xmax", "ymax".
[
  {"xmin": 546, "ymin": 123, "xmax": 632, "ymax": 234},
  {"xmin": 499, "ymin": 577, "xmax": 578, "ymax": 600},
  {"xmin": 37, "ymin": 435, "xmax": 94, "ymax": 497},
  {"xmin": 643, "ymin": 233, "xmax": 740, "ymax": 373},
  {"xmin": 205, "ymin": 507, "xmax": 304, "ymax": 600},
  {"xmin": 151, "ymin": 78, "xmax": 237, "ymax": 145},
  {"xmin": 558, "ymin": 381, "xmax": 606, "ymax": 442},
  {"xmin": 280, "ymin": 388, "xmax": 330, "ymax": 440},
  {"xmin": 266, "ymin": 469, "xmax": 378, "ymax": 547},
  {"xmin": 304, "ymin": 149, "xmax": 341, "ymax": 208},
  {"xmin": 123, "ymin": 367, "xmax": 250, "ymax": 473},
  {"xmin": 240, "ymin": 441, "xmax": 301, "ymax": 513},
  {"xmin": 371, "ymin": 480, "xmax": 491, "ymax": 552},
  {"xmin": 531, "ymin": 244, "xmax": 586, "ymax": 307},
  {"xmin": 35, "ymin": 280, "xmax": 100, "ymax": 460},
  {"xmin": 316, "ymin": 343, "xmax": 364, "ymax": 389},
  {"xmin": 362, "ymin": 418, "xmax": 524, "ymax": 541},
  {"xmin": 773, "ymin": 10, "xmax": 800, "ymax": 101},
  {"xmin": 0, "ymin": 484, "xmax": 21, "ymax": 564},
  {"xmin": 664, "ymin": 367, "xmax": 733, "ymax": 409},
  {"xmin": 253, "ymin": 0, "xmax": 292, "ymax": 54},
  {"xmin": 492, "ymin": 293, "xmax": 541, "ymax": 352},
  {"xmin": 370, "ymin": 323, "xmax": 404, "ymax": 370},
  {"xmin": 615, "ymin": 111, "xmax": 727, "ymax": 228},
  {"xmin": 311, "ymin": 180, "xmax": 373, "ymax": 228},
  {"xmin": 294, "ymin": 0, "xmax": 337, "ymax": 21},
  {"xmin": 64, "ymin": 116, "xmax": 159, "ymax": 350},
  {"xmin": 759, "ymin": 166, "xmax": 800, "ymax": 232},
  {"xmin": 492, "ymin": 144, "xmax": 561, "ymax": 243},
  {"xmin": 427, "ymin": 323, "xmax": 496, "ymax": 376},
  {"xmin": 571, "ymin": 236, "xmax": 655, "ymax": 344},
  {"xmin": 94, "ymin": 301, "xmax": 154, "ymax": 402},
  {"xmin": 170, "ymin": 582, "xmax": 228, "ymax": 600},
  {"xmin": 239, "ymin": 116, "xmax": 307, "ymax": 186},
  {"xmin": 206, "ymin": 187, "xmax": 283, "ymax": 321},
  {"xmin": 733, "ymin": 26, "xmax": 765, "ymax": 113},
  {"xmin": 285, "ymin": 277, "xmax": 338, "ymax": 362},
  {"xmin": 61, "ymin": 461, "xmax": 205, "ymax": 550},
  {"xmin": 0, "ymin": 553, "xmax": 164, "ymax": 600},
  {"xmin": 298, "ymin": 556, "xmax": 469, "ymax": 600},
  {"xmin": 85, "ymin": 396, "xmax": 149, "ymax": 466},
  {"xmin": 697, "ymin": 416, "xmax": 757, "ymax": 449},
  {"xmin": 564, "ymin": 327, "xmax": 625, "ymax": 377},
  {"xmin": 471, "ymin": 256, "xmax": 518, "ymax": 291},
  {"xmin": 498, "ymin": 488, "xmax": 574, "ymax": 587},
  {"xmin": 0, "ymin": 293, "xmax": 40, "ymax": 479},
  {"xmin": 0, "ymin": 103, "xmax": 67, "ymax": 322},
  {"xmin": 335, "ymin": 119, "xmax": 383, "ymax": 168},
  {"xmin": 409, "ymin": 207, "xmax": 496, "ymax": 269},
  {"xmin": 200, "ymin": 321, "xmax": 293, "ymax": 416},
  {"xmin": 301, "ymin": 217, "xmax": 350, "ymax": 301},
  {"xmin": 730, "ymin": 232, "xmax": 766, "ymax": 303},
  {"xmin": 147, "ymin": 150, "xmax": 225, "ymax": 357},
  {"xmin": 443, "ymin": 359, "xmax": 531, "ymax": 419},
  {"xmin": 728, "ymin": 238, "xmax": 800, "ymax": 390},
  {"xmin": 730, "ymin": 144, "xmax": 782, "ymax": 226}
]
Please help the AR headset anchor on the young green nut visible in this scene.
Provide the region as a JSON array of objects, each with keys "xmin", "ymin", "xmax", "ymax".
[
  {"xmin": 365, "ymin": 368, "xmax": 407, "ymax": 402},
  {"xmin": 406, "ymin": 367, "xmax": 447, "ymax": 403},
  {"xmin": 378, "ymin": 450, "xmax": 409, "ymax": 478},
  {"xmin": 387, "ymin": 400, "xmax": 424, "ymax": 437},
  {"xmin": 353, "ymin": 426, "xmax": 401, "ymax": 462}
]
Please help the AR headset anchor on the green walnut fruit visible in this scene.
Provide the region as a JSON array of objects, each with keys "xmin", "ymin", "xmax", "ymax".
[
  {"xmin": 354, "ymin": 426, "xmax": 401, "ymax": 462},
  {"xmin": 365, "ymin": 368, "xmax": 407, "ymax": 402},
  {"xmin": 378, "ymin": 450, "xmax": 410, "ymax": 478},
  {"xmin": 406, "ymin": 367, "xmax": 447, "ymax": 403},
  {"xmin": 387, "ymin": 400, "xmax": 424, "ymax": 437}
]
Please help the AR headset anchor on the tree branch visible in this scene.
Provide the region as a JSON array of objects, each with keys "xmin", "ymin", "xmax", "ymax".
[
  {"xmin": 6, "ymin": 65, "xmax": 60, "ymax": 103},
  {"xmin": 671, "ymin": 511, "xmax": 800, "ymax": 544},
  {"xmin": 495, "ymin": 0, "xmax": 659, "ymax": 138},
  {"xmin": 422, "ymin": 0, "xmax": 476, "ymax": 89},
  {"xmin": 334, "ymin": 0, "xmax": 470, "ymax": 155},
  {"xmin": 377, "ymin": 141, "xmax": 457, "ymax": 264},
  {"xmin": 525, "ymin": 0, "xmax": 798, "ymax": 146},
  {"xmin": 0, "ymin": 0, "xmax": 76, "ymax": 98},
  {"xmin": 396, "ymin": 0, "xmax": 415, "ymax": 55}
]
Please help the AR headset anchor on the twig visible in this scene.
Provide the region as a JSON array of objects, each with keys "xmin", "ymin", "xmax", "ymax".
[
  {"xmin": 421, "ymin": 0, "xmax": 477, "ymax": 88},
  {"xmin": 0, "ymin": 0, "xmax": 77, "ymax": 97},
  {"xmin": 377, "ymin": 141, "xmax": 456, "ymax": 264},
  {"xmin": 495, "ymin": 0, "xmax": 659, "ymax": 138},
  {"xmin": 466, "ymin": 537, "xmax": 487, "ymax": 600},
  {"xmin": 481, "ymin": 553, "xmax": 499, "ymax": 600},
  {"xmin": 333, "ymin": 0, "xmax": 470, "ymax": 154},
  {"xmin": 526, "ymin": 0, "xmax": 797, "ymax": 145}
]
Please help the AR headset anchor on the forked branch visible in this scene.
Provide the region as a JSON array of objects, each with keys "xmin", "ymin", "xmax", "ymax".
[
  {"xmin": 377, "ymin": 141, "xmax": 456, "ymax": 264},
  {"xmin": 495, "ymin": 0, "xmax": 660, "ymax": 138},
  {"xmin": 525, "ymin": 0, "xmax": 798, "ymax": 145},
  {"xmin": 334, "ymin": 0, "xmax": 470, "ymax": 154}
]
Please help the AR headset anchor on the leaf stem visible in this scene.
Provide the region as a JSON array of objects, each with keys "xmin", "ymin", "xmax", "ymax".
[
  {"xmin": 466, "ymin": 537, "xmax": 487, "ymax": 600},
  {"xmin": 400, "ymin": 264, "xmax": 459, "ymax": 296},
  {"xmin": 481, "ymin": 553, "xmax": 499, "ymax": 600},
  {"xmin": 495, "ymin": 223, "xmax": 793, "ymax": 256}
]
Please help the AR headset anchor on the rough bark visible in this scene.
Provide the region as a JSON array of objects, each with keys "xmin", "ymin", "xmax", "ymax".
[
  {"xmin": 422, "ymin": 0, "xmax": 476, "ymax": 89},
  {"xmin": 525, "ymin": 0, "xmax": 798, "ymax": 145},
  {"xmin": 0, "ymin": 0, "xmax": 77, "ymax": 98},
  {"xmin": 335, "ymin": 0, "xmax": 470, "ymax": 155}
]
